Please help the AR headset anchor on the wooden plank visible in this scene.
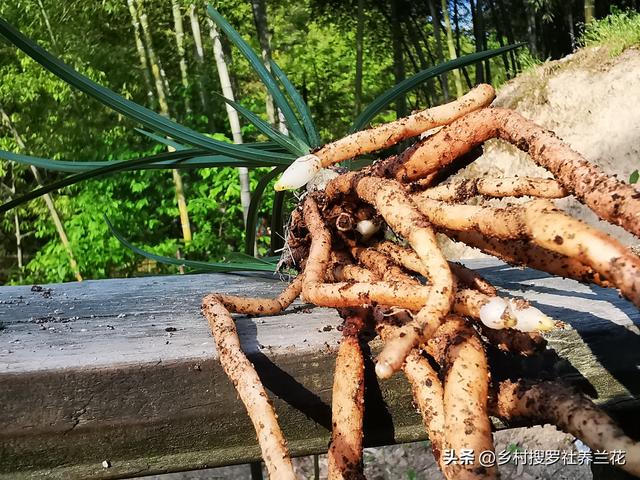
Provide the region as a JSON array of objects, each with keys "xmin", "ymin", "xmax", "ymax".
[{"xmin": 0, "ymin": 260, "xmax": 639, "ymax": 479}]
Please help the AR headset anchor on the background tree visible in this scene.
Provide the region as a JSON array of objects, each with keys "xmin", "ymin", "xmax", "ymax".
[{"xmin": 1, "ymin": 0, "xmax": 638, "ymax": 284}]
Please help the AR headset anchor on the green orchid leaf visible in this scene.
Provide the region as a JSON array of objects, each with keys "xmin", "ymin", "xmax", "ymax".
[
  {"xmin": 214, "ymin": 93, "xmax": 308, "ymax": 156},
  {"xmin": 0, "ymin": 149, "xmax": 204, "ymax": 213},
  {"xmin": 206, "ymin": 5, "xmax": 307, "ymax": 142},
  {"xmin": 0, "ymin": 149, "xmax": 285, "ymax": 174},
  {"xmin": 224, "ymin": 251, "xmax": 276, "ymax": 265},
  {"xmin": 106, "ymin": 216, "xmax": 277, "ymax": 272},
  {"xmin": 244, "ymin": 166, "xmax": 286, "ymax": 255},
  {"xmin": 269, "ymin": 59, "xmax": 321, "ymax": 148},
  {"xmin": 351, "ymin": 43, "xmax": 525, "ymax": 132},
  {"xmin": 134, "ymin": 129, "xmax": 188, "ymax": 150},
  {"xmin": 0, "ymin": 18, "xmax": 292, "ymax": 163}
]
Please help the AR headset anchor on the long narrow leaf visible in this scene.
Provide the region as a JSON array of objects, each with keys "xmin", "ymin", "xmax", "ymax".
[
  {"xmin": 224, "ymin": 251, "xmax": 276, "ymax": 265},
  {"xmin": 351, "ymin": 43, "xmax": 525, "ymax": 132},
  {"xmin": 0, "ymin": 149, "xmax": 204, "ymax": 213},
  {"xmin": 134, "ymin": 129, "xmax": 289, "ymax": 155},
  {"xmin": 269, "ymin": 59, "xmax": 321, "ymax": 148},
  {"xmin": 0, "ymin": 149, "xmax": 288, "ymax": 174},
  {"xmin": 244, "ymin": 166, "xmax": 285, "ymax": 255},
  {"xmin": 214, "ymin": 93, "xmax": 307, "ymax": 156},
  {"xmin": 0, "ymin": 18, "xmax": 292, "ymax": 163},
  {"xmin": 269, "ymin": 190, "xmax": 286, "ymax": 254},
  {"xmin": 206, "ymin": 5, "xmax": 308, "ymax": 142},
  {"xmin": 243, "ymin": 141, "xmax": 288, "ymax": 151},
  {"xmin": 106, "ymin": 217, "xmax": 276, "ymax": 272},
  {"xmin": 135, "ymin": 129, "xmax": 188, "ymax": 150}
]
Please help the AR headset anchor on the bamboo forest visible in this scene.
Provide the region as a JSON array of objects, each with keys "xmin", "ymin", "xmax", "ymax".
[{"xmin": 1, "ymin": 0, "xmax": 639, "ymax": 284}]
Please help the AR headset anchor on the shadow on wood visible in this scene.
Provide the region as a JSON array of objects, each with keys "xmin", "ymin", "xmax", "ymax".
[{"xmin": 0, "ymin": 260, "xmax": 638, "ymax": 479}]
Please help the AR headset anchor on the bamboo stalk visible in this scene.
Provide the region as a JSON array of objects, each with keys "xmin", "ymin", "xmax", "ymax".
[
  {"xmin": 136, "ymin": 0, "xmax": 170, "ymax": 115},
  {"xmin": 428, "ymin": 0, "xmax": 450, "ymax": 101},
  {"xmin": 36, "ymin": 0, "xmax": 57, "ymax": 48},
  {"xmin": 126, "ymin": 0, "xmax": 154, "ymax": 104},
  {"xmin": 250, "ymin": 0, "xmax": 278, "ymax": 128},
  {"xmin": 136, "ymin": 0, "xmax": 192, "ymax": 245},
  {"xmin": 207, "ymin": 18, "xmax": 252, "ymax": 226},
  {"xmin": 188, "ymin": 3, "xmax": 210, "ymax": 115},
  {"xmin": 441, "ymin": 0, "xmax": 464, "ymax": 97},
  {"xmin": 171, "ymin": 0, "xmax": 192, "ymax": 115},
  {"xmin": 1, "ymin": 107, "xmax": 82, "ymax": 282}
]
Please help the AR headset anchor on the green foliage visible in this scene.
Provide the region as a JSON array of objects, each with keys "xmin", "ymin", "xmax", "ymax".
[
  {"xmin": 271, "ymin": 5, "xmax": 395, "ymax": 140},
  {"xmin": 580, "ymin": 9, "xmax": 640, "ymax": 56},
  {"xmin": 0, "ymin": 149, "xmax": 215, "ymax": 214},
  {"xmin": 0, "ymin": 15, "xmax": 295, "ymax": 164},
  {"xmin": 405, "ymin": 468, "xmax": 418, "ymax": 480},
  {"xmin": 0, "ymin": 0, "xmax": 525, "ymax": 284},
  {"xmin": 106, "ymin": 216, "xmax": 277, "ymax": 273},
  {"xmin": 629, "ymin": 169, "xmax": 639, "ymax": 184},
  {"xmin": 351, "ymin": 43, "xmax": 524, "ymax": 132},
  {"xmin": 514, "ymin": 48, "xmax": 544, "ymax": 73},
  {"xmin": 269, "ymin": 60, "xmax": 321, "ymax": 148},
  {"xmin": 27, "ymin": 171, "xmax": 180, "ymax": 282},
  {"xmin": 206, "ymin": 5, "xmax": 310, "ymax": 144},
  {"xmin": 215, "ymin": 93, "xmax": 308, "ymax": 155},
  {"xmin": 506, "ymin": 442, "xmax": 523, "ymax": 454}
]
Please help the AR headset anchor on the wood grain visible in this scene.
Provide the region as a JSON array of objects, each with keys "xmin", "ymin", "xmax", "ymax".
[{"xmin": 0, "ymin": 260, "xmax": 638, "ymax": 479}]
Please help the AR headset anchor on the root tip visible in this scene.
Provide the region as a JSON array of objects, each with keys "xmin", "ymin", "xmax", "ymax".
[
  {"xmin": 375, "ymin": 360, "xmax": 395, "ymax": 379},
  {"xmin": 274, "ymin": 154, "xmax": 322, "ymax": 191}
]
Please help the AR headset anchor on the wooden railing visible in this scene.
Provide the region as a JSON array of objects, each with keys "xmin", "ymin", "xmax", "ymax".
[{"xmin": 1, "ymin": 259, "xmax": 639, "ymax": 479}]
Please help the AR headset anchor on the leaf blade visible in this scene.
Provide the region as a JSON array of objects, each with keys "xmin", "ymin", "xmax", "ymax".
[
  {"xmin": 244, "ymin": 166, "xmax": 285, "ymax": 255},
  {"xmin": 134, "ymin": 129, "xmax": 188, "ymax": 150},
  {"xmin": 351, "ymin": 44, "xmax": 526, "ymax": 132},
  {"xmin": 214, "ymin": 93, "xmax": 307, "ymax": 156},
  {"xmin": 269, "ymin": 59, "xmax": 321, "ymax": 148},
  {"xmin": 0, "ymin": 149, "xmax": 204, "ymax": 213},
  {"xmin": 106, "ymin": 217, "xmax": 277, "ymax": 272},
  {"xmin": 205, "ymin": 5, "xmax": 308, "ymax": 143},
  {"xmin": 0, "ymin": 148, "xmax": 286, "ymax": 174},
  {"xmin": 0, "ymin": 18, "xmax": 291, "ymax": 163}
]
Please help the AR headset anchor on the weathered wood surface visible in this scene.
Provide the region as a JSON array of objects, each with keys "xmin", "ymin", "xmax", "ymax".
[{"xmin": 0, "ymin": 259, "xmax": 639, "ymax": 479}]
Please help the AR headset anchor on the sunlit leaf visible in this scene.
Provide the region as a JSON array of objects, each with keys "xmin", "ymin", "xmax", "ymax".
[
  {"xmin": 351, "ymin": 44, "xmax": 526, "ymax": 132},
  {"xmin": 0, "ymin": 18, "xmax": 292, "ymax": 163},
  {"xmin": 269, "ymin": 59, "xmax": 321, "ymax": 148},
  {"xmin": 206, "ymin": 5, "xmax": 308, "ymax": 143},
  {"xmin": 244, "ymin": 166, "xmax": 285, "ymax": 255},
  {"xmin": 106, "ymin": 216, "xmax": 277, "ymax": 272}
]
